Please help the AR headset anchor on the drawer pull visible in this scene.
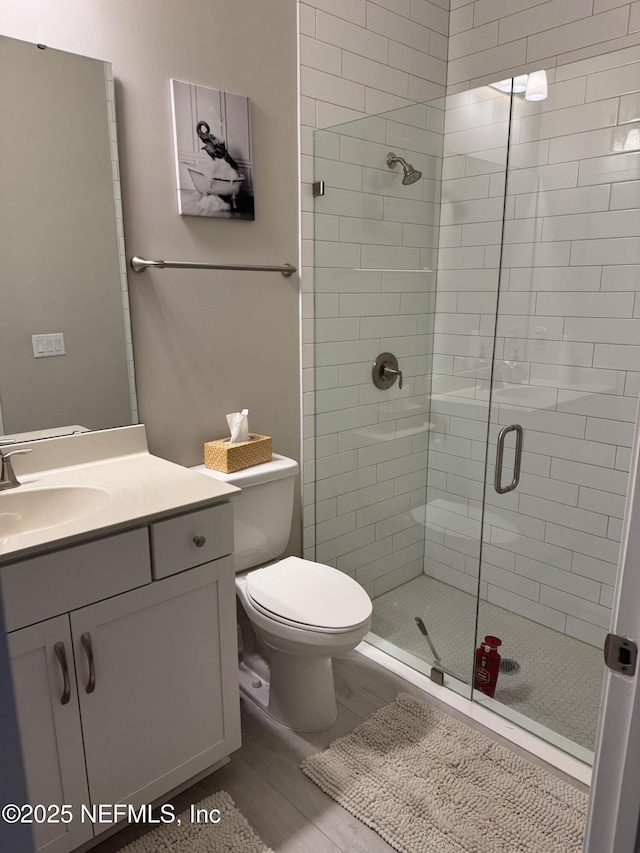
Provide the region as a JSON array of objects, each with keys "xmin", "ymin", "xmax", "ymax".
[
  {"xmin": 54, "ymin": 642, "xmax": 71, "ymax": 705},
  {"xmin": 193, "ymin": 536, "xmax": 206, "ymax": 548},
  {"xmin": 81, "ymin": 632, "xmax": 96, "ymax": 694}
]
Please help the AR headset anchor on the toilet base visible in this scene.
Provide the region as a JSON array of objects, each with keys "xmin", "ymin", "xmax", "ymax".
[{"xmin": 238, "ymin": 650, "xmax": 338, "ymax": 731}]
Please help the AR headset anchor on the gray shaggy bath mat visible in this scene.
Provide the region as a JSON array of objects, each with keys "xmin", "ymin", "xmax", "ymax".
[
  {"xmin": 302, "ymin": 692, "xmax": 587, "ymax": 853},
  {"xmin": 117, "ymin": 791, "xmax": 273, "ymax": 853}
]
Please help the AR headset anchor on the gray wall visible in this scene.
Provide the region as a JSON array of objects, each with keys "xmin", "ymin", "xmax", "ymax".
[{"xmin": 0, "ymin": 0, "xmax": 301, "ymax": 553}]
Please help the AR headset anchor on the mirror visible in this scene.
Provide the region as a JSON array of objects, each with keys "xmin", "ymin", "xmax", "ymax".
[{"xmin": 0, "ymin": 35, "xmax": 136, "ymax": 440}]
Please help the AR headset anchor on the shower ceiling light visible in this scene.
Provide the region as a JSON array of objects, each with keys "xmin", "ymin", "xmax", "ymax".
[
  {"xmin": 623, "ymin": 127, "xmax": 640, "ymax": 151},
  {"xmin": 494, "ymin": 75, "xmax": 529, "ymax": 94},
  {"xmin": 513, "ymin": 75, "xmax": 529, "ymax": 93},
  {"xmin": 613, "ymin": 125, "xmax": 640, "ymax": 152},
  {"xmin": 525, "ymin": 70, "xmax": 548, "ymax": 101}
]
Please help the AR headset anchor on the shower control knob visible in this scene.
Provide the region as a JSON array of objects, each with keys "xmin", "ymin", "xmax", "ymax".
[
  {"xmin": 193, "ymin": 536, "xmax": 206, "ymax": 548},
  {"xmin": 383, "ymin": 364, "xmax": 403, "ymax": 390},
  {"xmin": 372, "ymin": 352, "xmax": 403, "ymax": 391}
]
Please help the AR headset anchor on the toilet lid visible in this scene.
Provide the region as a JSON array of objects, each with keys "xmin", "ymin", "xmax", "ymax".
[{"xmin": 245, "ymin": 556, "xmax": 372, "ymax": 630}]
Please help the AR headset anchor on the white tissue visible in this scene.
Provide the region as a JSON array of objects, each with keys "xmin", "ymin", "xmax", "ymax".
[{"xmin": 226, "ymin": 409, "xmax": 249, "ymax": 444}]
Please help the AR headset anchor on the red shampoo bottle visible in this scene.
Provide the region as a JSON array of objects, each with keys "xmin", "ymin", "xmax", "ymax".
[{"xmin": 473, "ymin": 636, "xmax": 502, "ymax": 698}]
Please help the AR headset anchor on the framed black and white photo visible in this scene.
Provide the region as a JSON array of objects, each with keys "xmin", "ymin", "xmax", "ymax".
[{"xmin": 170, "ymin": 80, "xmax": 254, "ymax": 220}]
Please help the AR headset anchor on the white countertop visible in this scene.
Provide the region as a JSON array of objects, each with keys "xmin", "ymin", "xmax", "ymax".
[{"xmin": 0, "ymin": 425, "xmax": 239, "ymax": 562}]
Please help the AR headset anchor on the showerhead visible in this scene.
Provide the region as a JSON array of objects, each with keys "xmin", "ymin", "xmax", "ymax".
[
  {"xmin": 402, "ymin": 167, "xmax": 422, "ymax": 185},
  {"xmin": 386, "ymin": 151, "xmax": 422, "ymax": 185}
]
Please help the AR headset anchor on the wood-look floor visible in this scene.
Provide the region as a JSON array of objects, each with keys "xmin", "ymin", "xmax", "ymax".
[{"xmin": 91, "ymin": 649, "xmax": 588, "ymax": 853}]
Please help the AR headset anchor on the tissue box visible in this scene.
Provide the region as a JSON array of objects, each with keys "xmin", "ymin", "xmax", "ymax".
[{"xmin": 204, "ymin": 434, "xmax": 272, "ymax": 473}]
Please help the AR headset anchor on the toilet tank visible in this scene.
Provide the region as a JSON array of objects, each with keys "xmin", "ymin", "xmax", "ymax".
[{"xmin": 191, "ymin": 454, "xmax": 299, "ymax": 572}]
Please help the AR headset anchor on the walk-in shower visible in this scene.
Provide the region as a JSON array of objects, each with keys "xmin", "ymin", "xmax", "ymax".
[{"xmin": 310, "ymin": 45, "xmax": 640, "ymax": 764}]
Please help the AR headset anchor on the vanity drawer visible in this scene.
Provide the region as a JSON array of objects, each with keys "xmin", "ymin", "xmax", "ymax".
[
  {"xmin": 150, "ymin": 502, "xmax": 234, "ymax": 580},
  {"xmin": 2, "ymin": 528, "xmax": 151, "ymax": 632}
]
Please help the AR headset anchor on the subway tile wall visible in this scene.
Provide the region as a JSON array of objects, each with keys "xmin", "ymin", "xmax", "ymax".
[
  {"xmin": 312, "ymin": 105, "xmax": 443, "ymax": 594},
  {"xmin": 299, "ymin": 2, "xmax": 640, "ymax": 648},
  {"xmin": 448, "ymin": 0, "xmax": 640, "ymax": 92},
  {"xmin": 427, "ymin": 52, "xmax": 640, "ymax": 647},
  {"xmin": 424, "ymin": 82, "xmax": 506, "ymax": 616},
  {"xmin": 299, "ymin": 0, "xmax": 449, "ymax": 572}
]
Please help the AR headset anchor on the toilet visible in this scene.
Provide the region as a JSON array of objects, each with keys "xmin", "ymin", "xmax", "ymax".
[{"xmin": 192, "ymin": 454, "xmax": 372, "ymax": 731}]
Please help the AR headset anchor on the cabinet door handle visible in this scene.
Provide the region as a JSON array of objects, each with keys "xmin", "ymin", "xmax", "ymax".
[
  {"xmin": 54, "ymin": 642, "xmax": 71, "ymax": 705},
  {"xmin": 193, "ymin": 535, "xmax": 206, "ymax": 548},
  {"xmin": 80, "ymin": 632, "xmax": 96, "ymax": 694}
]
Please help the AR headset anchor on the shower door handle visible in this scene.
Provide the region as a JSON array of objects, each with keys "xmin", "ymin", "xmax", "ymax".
[{"xmin": 494, "ymin": 424, "xmax": 524, "ymax": 494}]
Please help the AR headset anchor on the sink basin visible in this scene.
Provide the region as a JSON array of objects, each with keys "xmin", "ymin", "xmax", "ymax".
[{"xmin": 0, "ymin": 485, "xmax": 113, "ymax": 537}]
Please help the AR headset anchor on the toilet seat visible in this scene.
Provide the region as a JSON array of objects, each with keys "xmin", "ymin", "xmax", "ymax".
[{"xmin": 245, "ymin": 556, "xmax": 372, "ymax": 633}]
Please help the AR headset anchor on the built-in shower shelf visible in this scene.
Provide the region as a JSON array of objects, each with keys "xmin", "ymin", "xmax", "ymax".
[
  {"xmin": 357, "ymin": 422, "xmax": 434, "ymax": 444},
  {"xmin": 396, "ymin": 422, "xmax": 434, "ymax": 440}
]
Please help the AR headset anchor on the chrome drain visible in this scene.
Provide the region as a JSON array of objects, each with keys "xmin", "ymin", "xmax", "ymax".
[{"xmin": 500, "ymin": 658, "xmax": 521, "ymax": 676}]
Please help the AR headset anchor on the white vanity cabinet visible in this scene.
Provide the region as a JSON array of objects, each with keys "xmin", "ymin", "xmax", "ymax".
[
  {"xmin": 4, "ymin": 500, "xmax": 240, "ymax": 853},
  {"xmin": 8, "ymin": 616, "xmax": 93, "ymax": 853},
  {"xmin": 74, "ymin": 557, "xmax": 238, "ymax": 810}
]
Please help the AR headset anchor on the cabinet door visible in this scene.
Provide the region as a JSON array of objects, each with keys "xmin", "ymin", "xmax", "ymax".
[
  {"xmin": 72, "ymin": 557, "xmax": 241, "ymax": 808},
  {"xmin": 8, "ymin": 616, "xmax": 93, "ymax": 853}
]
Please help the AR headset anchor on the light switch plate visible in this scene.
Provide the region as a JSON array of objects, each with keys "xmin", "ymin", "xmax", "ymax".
[{"xmin": 32, "ymin": 333, "xmax": 65, "ymax": 358}]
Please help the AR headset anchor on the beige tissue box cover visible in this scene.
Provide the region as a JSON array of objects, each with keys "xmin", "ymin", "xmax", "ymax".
[{"xmin": 204, "ymin": 434, "xmax": 272, "ymax": 473}]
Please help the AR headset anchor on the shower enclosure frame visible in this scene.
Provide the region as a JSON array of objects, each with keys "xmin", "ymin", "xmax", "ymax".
[
  {"xmin": 310, "ymin": 49, "xmax": 640, "ymax": 772},
  {"xmin": 585, "ymin": 410, "xmax": 640, "ymax": 852}
]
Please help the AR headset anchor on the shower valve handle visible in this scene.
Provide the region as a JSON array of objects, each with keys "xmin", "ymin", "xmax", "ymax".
[
  {"xmin": 383, "ymin": 365, "xmax": 403, "ymax": 390},
  {"xmin": 372, "ymin": 352, "xmax": 403, "ymax": 391}
]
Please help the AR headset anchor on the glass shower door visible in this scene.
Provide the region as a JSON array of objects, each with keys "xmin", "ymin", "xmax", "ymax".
[
  {"xmin": 475, "ymin": 54, "xmax": 640, "ymax": 761},
  {"xmin": 311, "ymin": 100, "xmax": 474, "ymax": 692},
  {"xmin": 417, "ymin": 84, "xmax": 512, "ymax": 691},
  {"xmin": 311, "ymin": 103, "xmax": 445, "ymax": 678},
  {"xmin": 310, "ymin": 88, "xmax": 510, "ymax": 696}
]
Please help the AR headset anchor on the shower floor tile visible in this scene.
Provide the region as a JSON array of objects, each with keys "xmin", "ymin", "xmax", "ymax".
[{"xmin": 370, "ymin": 574, "xmax": 602, "ymax": 753}]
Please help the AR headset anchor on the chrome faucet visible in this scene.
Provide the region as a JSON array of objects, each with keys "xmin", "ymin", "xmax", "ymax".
[{"xmin": 0, "ymin": 448, "xmax": 32, "ymax": 491}]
